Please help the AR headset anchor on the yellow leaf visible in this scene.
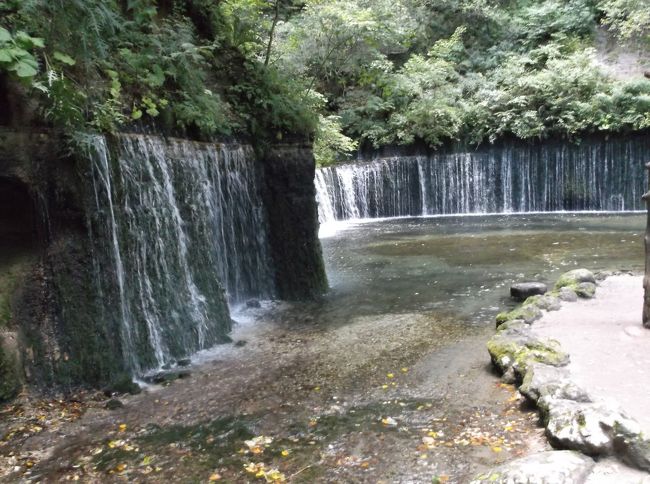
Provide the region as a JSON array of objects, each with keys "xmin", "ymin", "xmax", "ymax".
[
  {"xmin": 491, "ymin": 446, "xmax": 503, "ymax": 453},
  {"xmin": 401, "ymin": 367, "xmax": 409, "ymax": 373},
  {"xmin": 381, "ymin": 384, "xmax": 389, "ymax": 390},
  {"xmin": 115, "ymin": 463, "xmax": 127, "ymax": 472},
  {"xmin": 118, "ymin": 424, "xmax": 127, "ymax": 432},
  {"xmin": 209, "ymin": 473, "xmax": 222, "ymax": 481},
  {"xmin": 386, "ymin": 373, "xmax": 394, "ymax": 379},
  {"xmin": 281, "ymin": 449, "xmax": 290, "ymax": 457},
  {"xmin": 265, "ymin": 469, "xmax": 286, "ymax": 481}
]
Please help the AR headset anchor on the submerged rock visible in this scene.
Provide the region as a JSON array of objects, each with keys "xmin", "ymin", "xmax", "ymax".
[
  {"xmin": 575, "ymin": 282, "xmax": 596, "ymax": 299},
  {"xmin": 246, "ymin": 299, "xmax": 261, "ymax": 308},
  {"xmin": 496, "ymin": 304, "xmax": 542, "ymax": 327},
  {"xmin": 471, "ymin": 450, "xmax": 595, "ymax": 483},
  {"xmin": 105, "ymin": 398, "xmax": 124, "ymax": 410},
  {"xmin": 144, "ymin": 370, "xmax": 192, "ymax": 385},
  {"xmin": 177, "ymin": 358, "xmax": 191, "ymax": 367},
  {"xmin": 511, "ymin": 282, "xmax": 548, "ymax": 301},
  {"xmin": 104, "ymin": 375, "xmax": 142, "ymax": 396}
]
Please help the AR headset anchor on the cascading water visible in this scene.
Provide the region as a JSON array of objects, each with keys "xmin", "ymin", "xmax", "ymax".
[
  {"xmin": 88, "ymin": 134, "xmax": 274, "ymax": 374},
  {"xmin": 316, "ymin": 134, "xmax": 650, "ymax": 223}
]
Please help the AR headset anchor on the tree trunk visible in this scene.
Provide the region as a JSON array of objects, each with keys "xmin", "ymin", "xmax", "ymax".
[
  {"xmin": 643, "ymin": 162, "xmax": 650, "ymax": 327},
  {"xmin": 264, "ymin": 0, "xmax": 281, "ymax": 67}
]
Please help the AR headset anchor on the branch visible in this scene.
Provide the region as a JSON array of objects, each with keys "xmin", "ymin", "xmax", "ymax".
[{"xmin": 264, "ymin": 0, "xmax": 281, "ymax": 67}]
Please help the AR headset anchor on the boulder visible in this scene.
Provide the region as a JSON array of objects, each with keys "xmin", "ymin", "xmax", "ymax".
[
  {"xmin": 511, "ymin": 282, "xmax": 548, "ymax": 301},
  {"xmin": 487, "ymin": 330, "xmax": 569, "ymax": 377},
  {"xmin": 519, "ymin": 362, "xmax": 589, "ymax": 403},
  {"xmin": 525, "ymin": 294, "xmax": 562, "ymax": 311},
  {"xmin": 496, "ymin": 319, "xmax": 528, "ymax": 333},
  {"xmin": 246, "ymin": 299, "xmax": 261, "ymax": 308},
  {"xmin": 539, "ymin": 397, "xmax": 643, "ymax": 459},
  {"xmin": 575, "ymin": 282, "xmax": 596, "ymax": 299},
  {"xmin": 470, "ymin": 450, "xmax": 595, "ymax": 483},
  {"xmin": 496, "ymin": 304, "xmax": 543, "ymax": 327},
  {"xmin": 554, "ymin": 269, "xmax": 596, "ymax": 291},
  {"xmin": 557, "ymin": 287, "xmax": 578, "ymax": 302}
]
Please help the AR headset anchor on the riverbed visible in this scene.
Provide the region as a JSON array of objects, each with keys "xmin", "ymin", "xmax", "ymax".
[{"xmin": 2, "ymin": 213, "xmax": 645, "ymax": 482}]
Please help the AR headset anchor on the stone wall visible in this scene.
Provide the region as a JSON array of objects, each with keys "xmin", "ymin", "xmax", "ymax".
[{"xmin": 260, "ymin": 141, "xmax": 328, "ymax": 300}]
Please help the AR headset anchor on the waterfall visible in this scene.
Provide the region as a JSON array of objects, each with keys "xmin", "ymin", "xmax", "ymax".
[
  {"xmin": 316, "ymin": 134, "xmax": 650, "ymax": 223},
  {"xmin": 87, "ymin": 134, "xmax": 274, "ymax": 374}
]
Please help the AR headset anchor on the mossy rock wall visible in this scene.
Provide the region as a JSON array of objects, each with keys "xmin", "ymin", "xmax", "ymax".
[
  {"xmin": 260, "ymin": 141, "xmax": 328, "ymax": 300},
  {"xmin": 0, "ymin": 130, "xmax": 127, "ymax": 396},
  {"xmin": 0, "ymin": 130, "xmax": 329, "ymax": 398}
]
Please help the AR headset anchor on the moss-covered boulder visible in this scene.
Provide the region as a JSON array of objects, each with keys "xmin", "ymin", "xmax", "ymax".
[
  {"xmin": 555, "ymin": 286, "xmax": 578, "ymax": 302},
  {"xmin": 575, "ymin": 282, "xmax": 596, "ymax": 299},
  {"xmin": 496, "ymin": 304, "xmax": 542, "ymax": 327},
  {"xmin": 487, "ymin": 330, "xmax": 569, "ymax": 378},
  {"xmin": 519, "ymin": 362, "xmax": 589, "ymax": 403},
  {"xmin": 524, "ymin": 294, "xmax": 562, "ymax": 311},
  {"xmin": 554, "ymin": 269, "xmax": 596, "ymax": 291},
  {"xmin": 496, "ymin": 319, "xmax": 528, "ymax": 333}
]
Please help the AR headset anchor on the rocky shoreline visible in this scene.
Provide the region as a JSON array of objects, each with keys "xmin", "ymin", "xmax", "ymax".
[{"xmin": 480, "ymin": 269, "xmax": 650, "ymax": 482}]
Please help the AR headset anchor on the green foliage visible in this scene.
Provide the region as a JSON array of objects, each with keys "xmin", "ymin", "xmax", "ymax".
[
  {"xmin": 599, "ymin": 0, "xmax": 650, "ymax": 40},
  {"xmin": 1, "ymin": 0, "xmax": 316, "ymax": 140},
  {"xmin": 314, "ymin": 114, "xmax": 358, "ymax": 166},
  {"xmin": 0, "ymin": 26, "xmax": 42, "ymax": 80},
  {"xmin": 273, "ymin": 0, "xmax": 650, "ymax": 150},
  {"xmin": 1, "ymin": 0, "xmax": 649, "ymax": 147}
]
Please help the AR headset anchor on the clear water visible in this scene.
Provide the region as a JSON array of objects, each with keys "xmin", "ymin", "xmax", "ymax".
[{"xmin": 319, "ymin": 212, "xmax": 645, "ymax": 325}]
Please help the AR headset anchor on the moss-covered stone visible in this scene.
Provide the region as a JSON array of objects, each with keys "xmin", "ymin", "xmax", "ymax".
[
  {"xmin": 496, "ymin": 319, "xmax": 528, "ymax": 333},
  {"xmin": 575, "ymin": 282, "xmax": 596, "ymax": 299},
  {"xmin": 524, "ymin": 294, "xmax": 562, "ymax": 311},
  {"xmin": 554, "ymin": 269, "xmax": 596, "ymax": 292},
  {"xmin": 495, "ymin": 304, "xmax": 542, "ymax": 327},
  {"xmin": 487, "ymin": 331, "xmax": 569, "ymax": 377}
]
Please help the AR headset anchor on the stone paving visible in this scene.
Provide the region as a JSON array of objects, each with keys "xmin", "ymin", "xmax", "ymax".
[{"xmin": 482, "ymin": 272, "xmax": 650, "ymax": 483}]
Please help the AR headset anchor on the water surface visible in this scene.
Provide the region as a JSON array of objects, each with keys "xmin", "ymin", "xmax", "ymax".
[{"xmin": 320, "ymin": 212, "xmax": 645, "ymax": 325}]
